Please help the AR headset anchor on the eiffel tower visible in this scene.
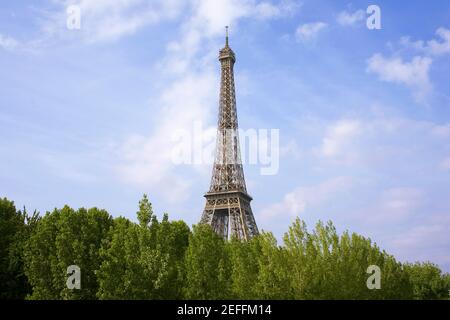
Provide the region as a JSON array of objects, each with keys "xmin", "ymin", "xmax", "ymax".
[{"xmin": 200, "ymin": 27, "xmax": 259, "ymax": 240}]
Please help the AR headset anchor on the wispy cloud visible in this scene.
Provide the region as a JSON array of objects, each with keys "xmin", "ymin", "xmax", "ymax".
[
  {"xmin": 0, "ymin": 34, "xmax": 19, "ymax": 51},
  {"xmin": 295, "ymin": 22, "xmax": 327, "ymax": 42},
  {"xmin": 38, "ymin": 0, "xmax": 186, "ymax": 44},
  {"xmin": 115, "ymin": 72, "xmax": 216, "ymax": 203},
  {"xmin": 318, "ymin": 119, "xmax": 362, "ymax": 164},
  {"xmin": 260, "ymin": 176, "xmax": 355, "ymax": 221},
  {"xmin": 314, "ymin": 115, "xmax": 450, "ymax": 169},
  {"xmin": 427, "ymin": 28, "xmax": 450, "ymax": 55},
  {"xmin": 367, "ymin": 54, "xmax": 432, "ymax": 102},
  {"xmin": 362, "ymin": 187, "xmax": 425, "ymax": 224},
  {"xmin": 367, "ymin": 27, "xmax": 450, "ymax": 103},
  {"xmin": 337, "ymin": 9, "xmax": 365, "ymax": 26},
  {"xmin": 400, "ymin": 27, "xmax": 450, "ymax": 56},
  {"xmin": 254, "ymin": 0, "xmax": 301, "ymax": 19},
  {"xmin": 388, "ymin": 213, "xmax": 450, "ymax": 265},
  {"xmin": 439, "ymin": 157, "xmax": 450, "ymax": 171}
]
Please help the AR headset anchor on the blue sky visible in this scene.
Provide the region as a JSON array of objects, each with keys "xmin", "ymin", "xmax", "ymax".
[{"xmin": 1, "ymin": 0, "xmax": 450, "ymax": 272}]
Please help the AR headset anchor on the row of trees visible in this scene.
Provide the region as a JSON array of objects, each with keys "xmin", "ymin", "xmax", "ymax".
[{"xmin": 1, "ymin": 196, "xmax": 449, "ymax": 300}]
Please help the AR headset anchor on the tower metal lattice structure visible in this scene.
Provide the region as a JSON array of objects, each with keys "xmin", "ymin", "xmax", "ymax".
[{"xmin": 200, "ymin": 27, "xmax": 259, "ymax": 240}]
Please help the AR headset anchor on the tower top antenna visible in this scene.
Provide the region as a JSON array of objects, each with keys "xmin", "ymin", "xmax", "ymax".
[{"xmin": 225, "ymin": 26, "xmax": 229, "ymax": 46}]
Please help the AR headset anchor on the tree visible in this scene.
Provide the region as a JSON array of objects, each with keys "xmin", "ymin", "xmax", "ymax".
[
  {"xmin": 255, "ymin": 232, "xmax": 292, "ymax": 299},
  {"xmin": 153, "ymin": 216, "xmax": 190, "ymax": 299},
  {"xmin": 404, "ymin": 262, "xmax": 450, "ymax": 300},
  {"xmin": 97, "ymin": 199, "xmax": 190, "ymax": 300},
  {"xmin": 24, "ymin": 206, "xmax": 113, "ymax": 299},
  {"xmin": 282, "ymin": 218, "xmax": 413, "ymax": 300},
  {"xmin": 23, "ymin": 208, "xmax": 61, "ymax": 299},
  {"xmin": 229, "ymin": 237, "xmax": 261, "ymax": 299},
  {"xmin": 0, "ymin": 198, "xmax": 39, "ymax": 299},
  {"xmin": 184, "ymin": 224, "xmax": 231, "ymax": 299},
  {"xmin": 97, "ymin": 217, "xmax": 141, "ymax": 299},
  {"xmin": 137, "ymin": 194, "xmax": 153, "ymax": 228}
]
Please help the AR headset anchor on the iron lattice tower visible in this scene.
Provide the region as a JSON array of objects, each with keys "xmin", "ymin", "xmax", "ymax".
[{"xmin": 200, "ymin": 27, "xmax": 259, "ymax": 240}]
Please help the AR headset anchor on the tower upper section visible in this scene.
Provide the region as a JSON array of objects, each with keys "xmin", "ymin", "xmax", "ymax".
[
  {"xmin": 219, "ymin": 26, "xmax": 236, "ymax": 63},
  {"xmin": 208, "ymin": 26, "xmax": 247, "ymax": 193}
]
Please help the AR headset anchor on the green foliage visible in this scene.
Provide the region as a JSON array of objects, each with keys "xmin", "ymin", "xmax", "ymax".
[
  {"xmin": 97, "ymin": 202, "xmax": 190, "ymax": 300},
  {"xmin": 24, "ymin": 206, "xmax": 113, "ymax": 299},
  {"xmin": 184, "ymin": 224, "xmax": 231, "ymax": 299},
  {"xmin": 404, "ymin": 262, "xmax": 450, "ymax": 300},
  {"xmin": 137, "ymin": 194, "xmax": 153, "ymax": 228},
  {"xmin": 255, "ymin": 233, "xmax": 292, "ymax": 299},
  {"xmin": 154, "ymin": 216, "xmax": 191, "ymax": 299},
  {"xmin": 228, "ymin": 237, "xmax": 261, "ymax": 299},
  {"xmin": 96, "ymin": 217, "xmax": 134, "ymax": 299},
  {"xmin": 1, "ymin": 195, "xmax": 447, "ymax": 300},
  {"xmin": 0, "ymin": 198, "xmax": 39, "ymax": 299},
  {"xmin": 283, "ymin": 219, "xmax": 413, "ymax": 299}
]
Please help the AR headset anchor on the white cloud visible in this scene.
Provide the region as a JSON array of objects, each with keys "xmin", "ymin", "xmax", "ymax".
[
  {"xmin": 116, "ymin": 72, "xmax": 216, "ymax": 203},
  {"xmin": 381, "ymin": 188, "xmax": 423, "ymax": 212},
  {"xmin": 370, "ymin": 27, "xmax": 450, "ymax": 103},
  {"xmin": 391, "ymin": 217, "xmax": 450, "ymax": 250},
  {"xmin": 280, "ymin": 139, "xmax": 302, "ymax": 159},
  {"xmin": 260, "ymin": 176, "xmax": 355, "ymax": 220},
  {"xmin": 310, "ymin": 113, "xmax": 450, "ymax": 171},
  {"xmin": 295, "ymin": 22, "xmax": 327, "ymax": 42},
  {"xmin": 431, "ymin": 123, "xmax": 450, "ymax": 139},
  {"xmin": 439, "ymin": 157, "xmax": 450, "ymax": 171},
  {"xmin": 318, "ymin": 119, "xmax": 362, "ymax": 164},
  {"xmin": 337, "ymin": 9, "xmax": 365, "ymax": 26},
  {"xmin": 40, "ymin": 0, "xmax": 186, "ymax": 43},
  {"xmin": 427, "ymin": 27, "xmax": 450, "ymax": 55},
  {"xmin": 0, "ymin": 34, "xmax": 19, "ymax": 51},
  {"xmin": 399, "ymin": 36, "xmax": 426, "ymax": 52},
  {"xmin": 367, "ymin": 187, "xmax": 424, "ymax": 223},
  {"xmin": 188, "ymin": 0, "xmax": 251, "ymax": 37},
  {"xmin": 367, "ymin": 54, "xmax": 433, "ymax": 101},
  {"xmin": 387, "ymin": 213, "xmax": 450, "ymax": 268},
  {"xmin": 255, "ymin": 0, "xmax": 301, "ymax": 19},
  {"xmin": 37, "ymin": 151, "xmax": 99, "ymax": 184},
  {"xmin": 401, "ymin": 27, "xmax": 450, "ymax": 56}
]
